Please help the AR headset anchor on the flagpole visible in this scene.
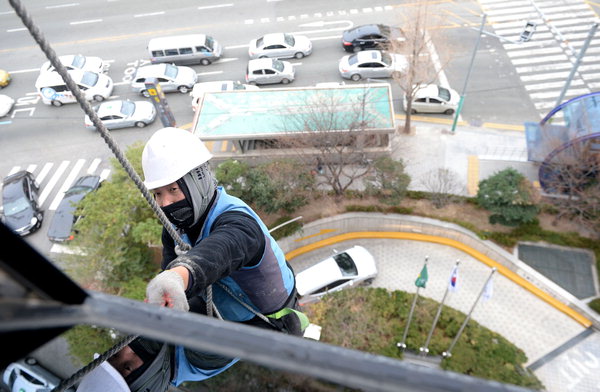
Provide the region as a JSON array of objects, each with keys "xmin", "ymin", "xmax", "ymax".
[
  {"xmin": 397, "ymin": 256, "xmax": 428, "ymax": 351},
  {"xmin": 443, "ymin": 267, "xmax": 497, "ymax": 358},
  {"xmin": 420, "ymin": 260, "xmax": 460, "ymax": 356}
]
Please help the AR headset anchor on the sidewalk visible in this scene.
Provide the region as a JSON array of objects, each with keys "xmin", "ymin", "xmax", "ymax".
[{"xmin": 393, "ymin": 120, "xmax": 537, "ymax": 196}]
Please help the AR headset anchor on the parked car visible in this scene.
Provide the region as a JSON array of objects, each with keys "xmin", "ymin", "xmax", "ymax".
[
  {"xmin": 40, "ymin": 54, "xmax": 108, "ymax": 74},
  {"xmin": 47, "ymin": 175, "xmax": 101, "ymax": 242},
  {"xmin": 0, "ymin": 94, "xmax": 15, "ymax": 117},
  {"xmin": 84, "ymin": 99, "xmax": 156, "ymax": 129},
  {"xmin": 296, "ymin": 245, "xmax": 378, "ymax": 305},
  {"xmin": 0, "ymin": 171, "xmax": 43, "ymax": 236},
  {"xmin": 403, "ymin": 84, "xmax": 460, "ymax": 115},
  {"xmin": 248, "ymin": 33, "xmax": 312, "ymax": 59},
  {"xmin": 3, "ymin": 357, "xmax": 75, "ymax": 392},
  {"xmin": 338, "ymin": 50, "xmax": 408, "ymax": 81},
  {"xmin": 341, "ymin": 24, "xmax": 405, "ymax": 53},
  {"xmin": 245, "ymin": 58, "xmax": 295, "ymax": 85},
  {"xmin": 130, "ymin": 63, "xmax": 197, "ymax": 97},
  {"xmin": 190, "ymin": 80, "xmax": 259, "ymax": 111},
  {"xmin": 0, "ymin": 68, "xmax": 11, "ymax": 88}
]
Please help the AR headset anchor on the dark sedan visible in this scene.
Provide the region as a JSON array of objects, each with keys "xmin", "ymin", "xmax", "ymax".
[
  {"xmin": 0, "ymin": 171, "xmax": 43, "ymax": 236},
  {"xmin": 341, "ymin": 24, "xmax": 406, "ymax": 53},
  {"xmin": 47, "ymin": 175, "xmax": 101, "ymax": 242}
]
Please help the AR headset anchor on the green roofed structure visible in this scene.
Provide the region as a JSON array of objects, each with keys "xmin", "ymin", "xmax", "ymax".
[{"xmin": 191, "ymin": 83, "xmax": 396, "ymax": 158}]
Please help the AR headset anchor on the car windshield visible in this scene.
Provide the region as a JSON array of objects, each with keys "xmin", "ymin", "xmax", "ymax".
[
  {"xmin": 438, "ymin": 86, "xmax": 451, "ymax": 101},
  {"xmin": 333, "ymin": 252, "xmax": 358, "ymax": 276},
  {"xmin": 381, "ymin": 52, "xmax": 392, "ymax": 66},
  {"xmin": 272, "ymin": 59, "xmax": 284, "ymax": 72},
  {"xmin": 71, "ymin": 54, "xmax": 85, "ymax": 69},
  {"xmin": 283, "ymin": 33, "xmax": 295, "ymax": 46},
  {"xmin": 348, "ymin": 54, "xmax": 358, "ymax": 66},
  {"xmin": 3, "ymin": 196, "xmax": 29, "ymax": 216},
  {"xmin": 256, "ymin": 37, "xmax": 264, "ymax": 48},
  {"xmin": 65, "ymin": 186, "xmax": 90, "ymax": 196},
  {"xmin": 120, "ymin": 100, "xmax": 135, "ymax": 116},
  {"xmin": 205, "ymin": 36, "xmax": 215, "ymax": 50},
  {"xmin": 80, "ymin": 71, "xmax": 99, "ymax": 87},
  {"xmin": 164, "ymin": 64, "xmax": 179, "ymax": 79}
]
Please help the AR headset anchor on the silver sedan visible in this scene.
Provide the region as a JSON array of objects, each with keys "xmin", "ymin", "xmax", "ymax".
[
  {"xmin": 84, "ymin": 100, "xmax": 156, "ymax": 130},
  {"xmin": 338, "ymin": 50, "xmax": 408, "ymax": 81},
  {"xmin": 248, "ymin": 33, "xmax": 312, "ymax": 59}
]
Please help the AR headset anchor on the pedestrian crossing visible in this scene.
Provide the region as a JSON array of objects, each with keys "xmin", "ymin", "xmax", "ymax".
[
  {"xmin": 5, "ymin": 158, "xmax": 111, "ymax": 211},
  {"xmin": 478, "ymin": 0, "xmax": 600, "ymax": 119}
]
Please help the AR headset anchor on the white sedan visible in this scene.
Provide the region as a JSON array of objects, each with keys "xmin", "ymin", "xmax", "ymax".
[
  {"xmin": 0, "ymin": 94, "xmax": 14, "ymax": 117},
  {"xmin": 296, "ymin": 245, "xmax": 378, "ymax": 305},
  {"xmin": 190, "ymin": 80, "xmax": 259, "ymax": 111},
  {"xmin": 404, "ymin": 84, "xmax": 460, "ymax": 115},
  {"xmin": 248, "ymin": 33, "xmax": 312, "ymax": 59},
  {"xmin": 338, "ymin": 50, "xmax": 408, "ymax": 81},
  {"xmin": 40, "ymin": 54, "xmax": 108, "ymax": 74},
  {"xmin": 84, "ymin": 100, "xmax": 156, "ymax": 130}
]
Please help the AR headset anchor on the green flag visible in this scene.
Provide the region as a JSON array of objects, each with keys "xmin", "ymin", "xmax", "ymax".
[{"xmin": 415, "ymin": 265, "xmax": 428, "ymax": 288}]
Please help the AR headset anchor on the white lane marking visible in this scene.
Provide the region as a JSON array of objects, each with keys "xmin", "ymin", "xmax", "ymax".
[
  {"xmin": 134, "ymin": 11, "xmax": 165, "ymax": 18},
  {"xmin": 7, "ymin": 28, "xmax": 27, "ymax": 32},
  {"xmin": 0, "ymin": 11, "xmax": 15, "ymax": 15},
  {"xmin": 36, "ymin": 163, "xmax": 54, "ymax": 184},
  {"xmin": 46, "ymin": 3, "xmax": 79, "ymax": 9},
  {"xmin": 425, "ymin": 30, "xmax": 449, "ymax": 88},
  {"xmin": 49, "ymin": 159, "xmax": 85, "ymax": 210},
  {"xmin": 99, "ymin": 169, "xmax": 111, "ymax": 182},
  {"xmin": 225, "ymin": 44, "xmax": 248, "ymax": 50},
  {"xmin": 38, "ymin": 161, "xmax": 70, "ymax": 207},
  {"xmin": 27, "ymin": 164, "xmax": 37, "ymax": 174},
  {"xmin": 87, "ymin": 158, "xmax": 101, "ymax": 174},
  {"xmin": 197, "ymin": 71, "xmax": 223, "ymax": 76},
  {"xmin": 198, "ymin": 3, "xmax": 233, "ymax": 10},
  {"xmin": 113, "ymin": 81, "xmax": 129, "ymax": 86},
  {"xmin": 218, "ymin": 58, "xmax": 239, "ymax": 63},
  {"xmin": 8, "ymin": 166, "xmax": 20, "ymax": 176},
  {"xmin": 7, "ymin": 68, "xmax": 40, "ymax": 74},
  {"xmin": 70, "ymin": 19, "xmax": 102, "ymax": 25}
]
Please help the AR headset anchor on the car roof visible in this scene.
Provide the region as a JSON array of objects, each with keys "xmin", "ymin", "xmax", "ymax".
[
  {"xmin": 355, "ymin": 50, "xmax": 383, "ymax": 62},
  {"xmin": 261, "ymin": 33, "xmax": 286, "ymax": 45},
  {"xmin": 135, "ymin": 63, "xmax": 169, "ymax": 77},
  {"xmin": 70, "ymin": 175, "xmax": 101, "ymax": 190},
  {"xmin": 247, "ymin": 58, "xmax": 277, "ymax": 70},
  {"xmin": 2, "ymin": 170, "xmax": 32, "ymax": 186},
  {"xmin": 34, "ymin": 68, "xmax": 85, "ymax": 88},
  {"xmin": 347, "ymin": 24, "xmax": 383, "ymax": 37},
  {"xmin": 414, "ymin": 85, "xmax": 442, "ymax": 98},
  {"xmin": 148, "ymin": 34, "xmax": 207, "ymax": 49},
  {"xmin": 96, "ymin": 100, "xmax": 125, "ymax": 117}
]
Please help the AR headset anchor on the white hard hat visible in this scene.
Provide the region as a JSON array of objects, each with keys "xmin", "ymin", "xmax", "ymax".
[
  {"xmin": 76, "ymin": 359, "xmax": 130, "ymax": 392},
  {"xmin": 142, "ymin": 127, "xmax": 212, "ymax": 190}
]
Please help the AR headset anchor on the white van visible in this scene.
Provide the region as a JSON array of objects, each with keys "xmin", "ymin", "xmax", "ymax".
[
  {"xmin": 35, "ymin": 69, "xmax": 114, "ymax": 106},
  {"xmin": 148, "ymin": 34, "xmax": 222, "ymax": 66}
]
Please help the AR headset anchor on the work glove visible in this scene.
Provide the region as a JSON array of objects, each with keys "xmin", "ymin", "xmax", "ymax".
[{"xmin": 146, "ymin": 270, "xmax": 190, "ymax": 312}]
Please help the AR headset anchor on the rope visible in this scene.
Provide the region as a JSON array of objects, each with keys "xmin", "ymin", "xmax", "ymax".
[
  {"xmin": 50, "ymin": 335, "xmax": 138, "ymax": 392},
  {"xmin": 215, "ymin": 282, "xmax": 274, "ymax": 326},
  {"xmin": 7, "ymin": 0, "xmax": 190, "ymax": 254}
]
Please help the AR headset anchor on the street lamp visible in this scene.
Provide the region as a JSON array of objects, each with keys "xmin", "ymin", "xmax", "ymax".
[{"xmin": 450, "ymin": 13, "xmax": 487, "ymax": 133}]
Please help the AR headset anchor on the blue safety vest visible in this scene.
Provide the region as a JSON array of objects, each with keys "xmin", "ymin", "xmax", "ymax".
[{"xmin": 172, "ymin": 187, "xmax": 295, "ymax": 385}]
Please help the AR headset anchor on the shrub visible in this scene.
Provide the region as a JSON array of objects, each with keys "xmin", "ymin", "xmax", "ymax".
[
  {"xmin": 365, "ymin": 156, "xmax": 411, "ymax": 205},
  {"xmin": 477, "ymin": 168, "xmax": 539, "ymax": 226},
  {"xmin": 589, "ymin": 298, "xmax": 600, "ymax": 315}
]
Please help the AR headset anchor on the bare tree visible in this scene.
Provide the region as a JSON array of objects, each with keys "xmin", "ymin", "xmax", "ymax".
[
  {"xmin": 419, "ymin": 168, "xmax": 464, "ymax": 208},
  {"xmin": 541, "ymin": 141, "xmax": 600, "ymax": 234},
  {"xmin": 388, "ymin": 0, "xmax": 448, "ymax": 133},
  {"xmin": 276, "ymin": 87, "xmax": 390, "ymax": 196}
]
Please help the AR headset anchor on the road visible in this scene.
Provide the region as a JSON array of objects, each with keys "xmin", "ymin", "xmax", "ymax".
[{"xmin": 1, "ymin": 0, "xmax": 598, "ymax": 263}]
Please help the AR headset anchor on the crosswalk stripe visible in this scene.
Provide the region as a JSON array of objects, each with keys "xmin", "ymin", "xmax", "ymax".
[
  {"xmin": 27, "ymin": 164, "xmax": 37, "ymax": 173},
  {"xmin": 8, "ymin": 166, "xmax": 20, "ymax": 176},
  {"xmin": 87, "ymin": 158, "xmax": 101, "ymax": 174},
  {"xmin": 99, "ymin": 168, "xmax": 110, "ymax": 182},
  {"xmin": 38, "ymin": 160, "xmax": 70, "ymax": 207},
  {"xmin": 36, "ymin": 162, "xmax": 54, "ymax": 184},
  {"xmin": 48, "ymin": 159, "xmax": 86, "ymax": 211}
]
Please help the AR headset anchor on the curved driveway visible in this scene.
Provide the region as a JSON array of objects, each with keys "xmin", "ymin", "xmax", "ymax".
[{"xmin": 279, "ymin": 213, "xmax": 600, "ymax": 391}]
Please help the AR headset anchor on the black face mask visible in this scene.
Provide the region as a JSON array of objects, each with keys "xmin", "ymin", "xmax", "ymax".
[{"xmin": 161, "ymin": 198, "xmax": 194, "ymax": 229}]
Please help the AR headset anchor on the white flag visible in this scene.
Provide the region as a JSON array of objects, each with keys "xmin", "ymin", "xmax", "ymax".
[
  {"xmin": 482, "ymin": 276, "xmax": 494, "ymax": 302},
  {"xmin": 448, "ymin": 265, "xmax": 459, "ymax": 292}
]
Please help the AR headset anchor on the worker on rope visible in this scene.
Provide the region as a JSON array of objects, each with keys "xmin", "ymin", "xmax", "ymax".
[{"xmin": 76, "ymin": 127, "xmax": 307, "ymax": 392}]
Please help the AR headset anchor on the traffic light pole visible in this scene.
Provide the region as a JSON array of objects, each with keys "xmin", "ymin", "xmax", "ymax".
[{"xmin": 451, "ymin": 13, "xmax": 487, "ymax": 133}]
